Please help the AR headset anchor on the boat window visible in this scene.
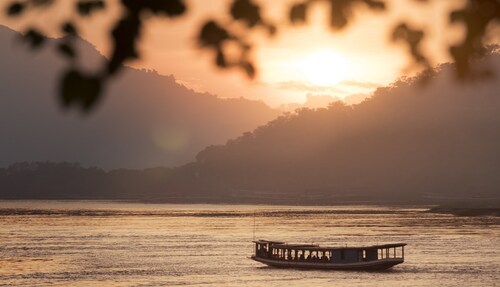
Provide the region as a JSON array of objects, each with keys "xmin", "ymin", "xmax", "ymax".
[
  {"xmin": 299, "ymin": 250, "xmax": 305, "ymax": 261},
  {"xmin": 340, "ymin": 250, "xmax": 345, "ymax": 260}
]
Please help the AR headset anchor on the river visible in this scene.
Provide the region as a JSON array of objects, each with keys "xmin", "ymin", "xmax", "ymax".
[{"xmin": 0, "ymin": 201, "xmax": 498, "ymax": 286}]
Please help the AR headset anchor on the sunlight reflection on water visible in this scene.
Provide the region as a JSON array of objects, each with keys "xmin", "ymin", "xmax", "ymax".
[{"xmin": 0, "ymin": 201, "xmax": 498, "ymax": 286}]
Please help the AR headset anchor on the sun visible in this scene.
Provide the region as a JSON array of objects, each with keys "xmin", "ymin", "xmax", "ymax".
[{"xmin": 301, "ymin": 51, "xmax": 350, "ymax": 86}]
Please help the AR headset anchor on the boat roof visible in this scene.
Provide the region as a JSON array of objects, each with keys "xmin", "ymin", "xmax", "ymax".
[
  {"xmin": 252, "ymin": 240, "xmax": 285, "ymax": 245},
  {"xmin": 254, "ymin": 240, "xmax": 406, "ymax": 250}
]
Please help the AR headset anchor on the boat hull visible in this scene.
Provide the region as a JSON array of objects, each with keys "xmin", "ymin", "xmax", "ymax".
[{"xmin": 251, "ymin": 256, "xmax": 403, "ymax": 271}]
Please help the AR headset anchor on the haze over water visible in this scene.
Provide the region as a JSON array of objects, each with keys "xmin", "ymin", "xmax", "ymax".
[{"xmin": 0, "ymin": 201, "xmax": 498, "ymax": 286}]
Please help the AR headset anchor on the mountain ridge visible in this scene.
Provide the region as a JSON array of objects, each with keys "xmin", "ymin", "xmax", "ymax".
[
  {"xmin": 0, "ymin": 25, "xmax": 281, "ymax": 169},
  {"xmin": 2, "ymin": 52, "xmax": 500, "ymax": 204}
]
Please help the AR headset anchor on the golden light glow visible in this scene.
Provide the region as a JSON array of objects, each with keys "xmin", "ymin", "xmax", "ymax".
[
  {"xmin": 151, "ymin": 125, "xmax": 190, "ymax": 152},
  {"xmin": 301, "ymin": 51, "xmax": 350, "ymax": 86}
]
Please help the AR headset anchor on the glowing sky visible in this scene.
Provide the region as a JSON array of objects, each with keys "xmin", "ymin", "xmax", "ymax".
[{"xmin": 0, "ymin": 0, "xmax": 479, "ymax": 107}]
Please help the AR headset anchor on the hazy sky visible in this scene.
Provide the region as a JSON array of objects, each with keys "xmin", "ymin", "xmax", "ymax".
[{"xmin": 0, "ymin": 0, "xmax": 481, "ymax": 106}]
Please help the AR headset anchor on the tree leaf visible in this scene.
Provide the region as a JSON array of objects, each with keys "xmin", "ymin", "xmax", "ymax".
[
  {"xmin": 7, "ymin": 2, "xmax": 25, "ymax": 16},
  {"xmin": 329, "ymin": 2, "xmax": 348, "ymax": 30},
  {"xmin": 60, "ymin": 69, "xmax": 102, "ymax": 112},
  {"xmin": 362, "ymin": 0, "xmax": 386, "ymax": 11},
  {"xmin": 216, "ymin": 49, "xmax": 227, "ymax": 67},
  {"xmin": 241, "ymin": 61, "xmax": 255, "ymax": 78},
  {"xmin": 57, "ymin": 42, "xmax": 76, "ymax": 59},
  {"xmin": 108, "ymin": 14, "xmax": 141, "ymax": 75},
  {"xmin": 290, "ymin": 3, "xmax": 307, "ymax": 24},
  {"xmin": 198, "ymin": 21, "xmax": 230, "ymax": 48},
  {"xmin": 22, "ymin": 29, "xmax": 45, "ymax": 49},
  {"xmin": 144, "ymin": 0, "xmax": 186, "ymax": 17},
  {"xmin": 77, "ymin": 0, "xmax": 105, "ymax": 17},
  {"xmin": 62, "ymin": 22, "xmax": 78, "ymax": 36},
  {"xmin": 230, "ymin": 0, "xmax": 261, "ymax": 27}
]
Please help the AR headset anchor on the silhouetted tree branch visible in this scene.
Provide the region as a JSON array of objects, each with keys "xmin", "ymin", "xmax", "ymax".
[{"xmin": 5, "ymin": 0, "xmax": 500, "ymax": 113}]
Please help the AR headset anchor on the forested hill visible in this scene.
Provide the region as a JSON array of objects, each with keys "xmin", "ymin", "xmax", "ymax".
[
  {"xmin": 0, "ymin": 25, "xmax": 280, "ymax": 169},
  {"xmin": 187, "ymin": 52, "xmax": 500, "ymax": 203},
  {"xmin": 2, "ymin": 52, "xmax": 500, "ymax": 204}
]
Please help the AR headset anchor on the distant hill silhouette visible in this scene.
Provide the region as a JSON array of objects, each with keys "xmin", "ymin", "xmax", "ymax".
[
  {"xmin": 2, "ymin": 23, "xmax": 500, "ymax": 204},
  {"xmin": 2, "ymin": 52, "xmax": 500, "ymax": 204},
  {"xmin": 183, "ymin": 52, "xmax": 500, "ymax": 203},
  {"xmin": 0, "ymin": 25, "xmax": 280, "ymax": 169}
]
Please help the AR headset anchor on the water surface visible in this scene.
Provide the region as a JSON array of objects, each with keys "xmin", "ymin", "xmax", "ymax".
[{"xmin": 0, "ymin": 201, "xmax": 498, "ymax": 286}]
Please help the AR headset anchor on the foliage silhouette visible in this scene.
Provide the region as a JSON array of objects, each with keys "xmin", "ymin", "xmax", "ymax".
[{"xmin": 5, "ymin": 0, "xmax": 500, "ymax": 113}]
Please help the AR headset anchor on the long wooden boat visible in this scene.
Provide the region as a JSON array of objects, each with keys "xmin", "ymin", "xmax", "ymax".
[{"xmin": 251, "ymin": 240, "xmax": 406, "ymax": 271}]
